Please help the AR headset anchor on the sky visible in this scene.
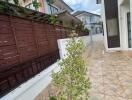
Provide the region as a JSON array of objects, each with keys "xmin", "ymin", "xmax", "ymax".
[{"xmin": 63, "ymin": 0, "xmax": 101, "ymax": 15}]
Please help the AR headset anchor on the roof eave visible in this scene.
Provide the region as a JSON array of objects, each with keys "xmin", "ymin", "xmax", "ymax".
[{"xmin": 57, "ymin": 11, "xmax": 81, "ymax": 24}]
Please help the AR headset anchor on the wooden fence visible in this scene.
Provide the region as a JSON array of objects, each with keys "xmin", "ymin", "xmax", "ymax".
[{"xmin": 0, "ymin": 13, "xmax": 84, "ymax": 97}]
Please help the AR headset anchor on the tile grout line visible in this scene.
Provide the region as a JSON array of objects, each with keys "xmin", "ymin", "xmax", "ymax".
[{"xmin": 101, "ymin": 50, "xmax": 106, "ymax": 100}]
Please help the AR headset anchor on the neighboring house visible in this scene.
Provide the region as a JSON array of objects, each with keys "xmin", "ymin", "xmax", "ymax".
[
  {"xmin": 73, "ymin": 11, "xmax": 103, "ymax": 34},
  {"xmin": 97, "ymin": 0, "xmax": 132, "ymax": 51},
  {"xmin": 20, "ymin": 0, "xmax": 81, "ymax": 27}
]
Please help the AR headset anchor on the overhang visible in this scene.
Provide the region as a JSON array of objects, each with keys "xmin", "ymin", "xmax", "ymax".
[{"xmin": 55, "ymin": 10, "xmax": 81, "ymax": 24}]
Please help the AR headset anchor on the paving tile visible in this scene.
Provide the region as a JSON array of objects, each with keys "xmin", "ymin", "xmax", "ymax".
[
  {"xmin": 89, "ymin": 93, "xmax": 104, "ymax": 100},
  {"xmin": 105, "ymin": 95, "xmax": 128, "ymax": 100},
  {"xmin": 86, "ymin": 41, "xmax": 132, "ymax": 100},
  {"xmin": 36, "ymin": 41, "xmax": 132, "ymax": 100}
]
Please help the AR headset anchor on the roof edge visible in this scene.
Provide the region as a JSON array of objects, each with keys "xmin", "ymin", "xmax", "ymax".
[
  {"xmin": 60, "ymin": 0, "xmax": 74, "ymax": 12},
  {"xmin": 73, "ymin": 11, "xmax": 101, "ymax": 17}
]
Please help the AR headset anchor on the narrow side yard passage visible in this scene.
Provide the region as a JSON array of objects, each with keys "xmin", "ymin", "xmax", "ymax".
[{"xmin": 85, "ymin": 41, "xmax": 132, "ymax": 100}]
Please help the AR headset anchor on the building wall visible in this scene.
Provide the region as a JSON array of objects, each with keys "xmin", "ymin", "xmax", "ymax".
[
  {"xmin": 44, "ymin": 0, "xmax": 51, "ymax": 14},
  {"xmin": 44, "ymin": 1, "xmax": 61, "ymax": 14},
  {"xmin": 102, "ymin": 0, "xmax": 132, "ymax": 51},
  {"xmin": 118, "ymin": 1, "xmax": 130, "ymax": 50},
  {"xmin": 76, "ymin": 14, "xmax": 87, "ymax": 26},
  {"xmin": 62, "ymin": 20, "xmax": 73, "ymax": 28},
  {"xmin": 76, "ymin": 14, "xmax": 101, "ymax": 27},
  {"xmin": 58, "ymin": 34, "xmax": 103, "ymax": 58},
  {"xmin": 21, "ymin": 0, "xmax": 73, "ymax": 14},
  {"xmin": 91, "ymin": 15, "xmax": 101, "ymax": 23},
  {"xmin": 20, "ymin": 0, "xmax": 60, "ymax": 14},
  {"xmin": 101, "ymin": 0, "xmax": 108, "ymax": 50},
  {"xmin": 20, "ymin": 0, "xmax": 43, "ymax": 11},
  {"xmin": 76, "ymin": 13, "xmax": 102, "ymax": 34},
  {"xmin": 20, "ymin": 0, "xmax": 76, "ymax": 28}
]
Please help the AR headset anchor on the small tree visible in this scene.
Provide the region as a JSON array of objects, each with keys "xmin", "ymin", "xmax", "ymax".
[{"xmin": 52, "ymin": 33, "xmax": 91, "ymax": 100}]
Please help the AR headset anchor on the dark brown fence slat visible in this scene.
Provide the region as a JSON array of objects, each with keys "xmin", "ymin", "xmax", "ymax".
[
  {"xmin": 31, "ymin": 21, "xmax": 40, "ymax": 57},
  {"xmin": 0, "ymin": 13, "xmax": 85, "ymax": 97},
  {"xmin": 9, "ymin": 16, "xmax": 21, "ymax": 65}
]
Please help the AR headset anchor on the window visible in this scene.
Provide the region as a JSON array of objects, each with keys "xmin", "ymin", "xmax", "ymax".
[
  {"xmin": 25, "ymin": 3, "xmax": 36, "ymax": 10},
  {"xmin": 47, "ymin": 4, "xmax": 58, "ymax": 14},
  {"xmin": 82, "ymin": 18, "xmax": 87, "ymax": 25},
  {"xmin": 90, "ymin": 16, "xmax": 94, "ymax": 23}
]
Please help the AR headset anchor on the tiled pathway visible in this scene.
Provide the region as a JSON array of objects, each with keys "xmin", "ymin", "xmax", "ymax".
[{"xmin": 85, "ymin": 41, "xmax": 132, "ymax": 100}]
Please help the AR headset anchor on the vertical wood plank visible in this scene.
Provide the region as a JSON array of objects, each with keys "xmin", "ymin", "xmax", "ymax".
[
  {"xmin": 9, "ymin": 15, "xmax": 21, "ymax": 63},
  {"xmin": 31, "ymin": 20, "xmax": 40, "ymax": 57}
]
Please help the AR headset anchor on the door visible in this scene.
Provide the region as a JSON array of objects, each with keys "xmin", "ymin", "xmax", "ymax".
[
  {"xmin": 104, "ymin": 0, "xmax": 120, "ymax": 48},
  {"xmin": 127, "ymin": 12, "xmax": 131, "ymax": 48}
]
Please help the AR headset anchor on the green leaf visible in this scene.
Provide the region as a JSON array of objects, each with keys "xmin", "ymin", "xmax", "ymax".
[
  {"xmin": 13, "ymin": 0, "xmax": 19, "ymax": 5},
  {"xmin": 51, "ymin": 33, "xmax": 91, "ymax": 99}
]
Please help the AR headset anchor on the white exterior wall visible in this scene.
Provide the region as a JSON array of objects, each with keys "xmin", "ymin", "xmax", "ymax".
[
  {"xmin": 58, "ymin": 34, "xmax": 103, "ymax": 58},
  {"xmin": 101, "ymin": 0, "xmax": 108, "ymax": 50},
  {"xmin": 118, "ymin": 0, "xmax": 130, "ymax": 50},
  {"xmin": 91, "ymin": 15, "xmax": 100, "ymax": 23},
  {"xmin": 58, "ymin": 36, "xmax": 90, "ymax": 58}
]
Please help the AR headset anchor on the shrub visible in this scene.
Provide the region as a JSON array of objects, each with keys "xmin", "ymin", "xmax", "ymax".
[{"xmin": 52, "ymin": 33, "xmax": 91, "ymax": 100}]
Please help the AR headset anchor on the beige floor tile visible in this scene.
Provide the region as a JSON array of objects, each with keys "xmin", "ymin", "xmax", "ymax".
[
  {"xmin": 86, "ymin": 41, "xmax": 132, "ymax": 100},
  {"xmin": 90, "ymin": 93, "xmax": 104, "ymax": 100},
  {"xmin": 36, "ymin": 41, "xmax": 132, "ymax": 100}
]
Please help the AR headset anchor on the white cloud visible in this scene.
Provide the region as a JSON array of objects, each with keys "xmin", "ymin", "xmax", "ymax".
[
  {"xmin": 63, "ymin": 0, "xmax": 81, "ymax": 5},
  {"xmin": 63, "ymin": 0, "xmax": 101, "ymax": 14},
  {"xmin": 64, "ymin": 0, "xmax": 91, "ymax": 6},
  {"xmin": 92, "ymin": 8, "xmax": 101, "ymax": 15}
]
